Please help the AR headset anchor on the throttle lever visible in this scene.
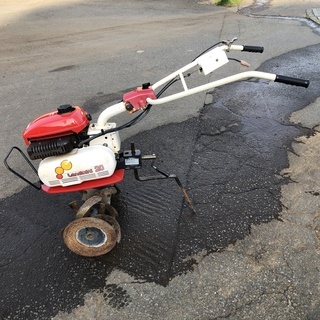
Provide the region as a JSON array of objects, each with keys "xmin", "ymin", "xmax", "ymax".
[{"xmin": 222, "ymin": 37, "xmax": 238, "ymax": 50}]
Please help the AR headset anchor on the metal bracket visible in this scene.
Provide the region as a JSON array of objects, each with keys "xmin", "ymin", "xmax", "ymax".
[
  {"xmin": 134, "ymin": 154, "xmax": 196, "ymax": 213},
  {"xmin": 222, "ymin": 37, "xmax": 238, "ymax": 51},
  {"xmin": 4, "ymin": 146, "xmax": 42, "ymax": 190}
]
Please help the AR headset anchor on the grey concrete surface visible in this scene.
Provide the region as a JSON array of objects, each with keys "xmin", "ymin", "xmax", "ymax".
[
  {"xmin": 1, "ymin": 0, "xmax": 320, "ymax": 319},
  {"xmin": 307, "ymin": 8, "xmax": 320, "ymax": 24}
]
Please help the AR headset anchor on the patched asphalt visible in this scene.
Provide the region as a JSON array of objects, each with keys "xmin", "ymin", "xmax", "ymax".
[
  {"xmin": 1, "ymin": 1, "xmax": 320, "ymax": 319},
  {"xmin": 1, "ymin": 43, "xmax": 319, "ymax": 319}
]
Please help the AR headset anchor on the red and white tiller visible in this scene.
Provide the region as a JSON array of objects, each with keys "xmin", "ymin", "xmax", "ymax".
[{"xmin": 4, "ymin": 38, "xmax": 309, "ymax": 257}]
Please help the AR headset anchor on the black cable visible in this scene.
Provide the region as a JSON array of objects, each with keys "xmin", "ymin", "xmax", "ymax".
[
  {"xmin": 229, "ymin": 58, "xmax": 241, "ymax": 63},
  {"xmin": 157, "ymin": 42, "xmax": 223, "ymax": 98},
  {"xmin": 81, "ymin": 42, "xmax": 223, "ymax": 146},
  {"xmin": 156, "ymin": 77, "xmax": 179, "ymax": 98},
  {"xmin": 78, "ymin": 105, "xmax": 152, "ymax": 147},
  {"xmin": 156, "ymin": 69, "xmax": 198, "ymax": 99},
  {"xmin": 192, "ymin": 41, "xmax": 223, "ymax": 61}
]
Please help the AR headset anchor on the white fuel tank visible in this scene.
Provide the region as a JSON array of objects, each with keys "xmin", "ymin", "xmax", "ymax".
[{"xmin": 38, "ymin": 145, "xmax": 117, "ymax": 187}]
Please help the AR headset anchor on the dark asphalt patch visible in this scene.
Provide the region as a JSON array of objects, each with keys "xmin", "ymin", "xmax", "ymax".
[
  {"xmin": 0, "ymin": 189, "xmax": 108, "ymax": 319},
  {"xmin": 0, "ymin": 44, "xmax": 319, "ymax": 319}
]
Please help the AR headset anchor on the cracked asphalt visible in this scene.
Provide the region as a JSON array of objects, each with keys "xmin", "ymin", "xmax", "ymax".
[{"xmin": 1, "ymin": 0, "xmax": 320, "ymax": 319}]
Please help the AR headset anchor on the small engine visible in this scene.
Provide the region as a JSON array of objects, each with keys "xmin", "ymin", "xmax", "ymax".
[{"xmin": 23, "ymin": 104, "xmax": 119, "ymax": 188}]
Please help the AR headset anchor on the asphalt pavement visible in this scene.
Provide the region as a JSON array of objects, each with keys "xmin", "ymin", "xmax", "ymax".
[{"xmin": 1, "ymin": 0, "xmax": 320, "ymax": 319}]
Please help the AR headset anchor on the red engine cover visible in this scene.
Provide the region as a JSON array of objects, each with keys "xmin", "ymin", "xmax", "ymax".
[{"xmin": 23, "ymin": 105, "xmax": 90, "ymax": 146}]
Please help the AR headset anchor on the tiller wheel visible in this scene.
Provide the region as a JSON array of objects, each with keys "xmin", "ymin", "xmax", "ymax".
[
  {"xmin": 62, "ymin": 217, "xmax": 117, "ymax": 257},
  {"xmin": 63, "ymin": 187, "xmax": 121, "ymax": 257}
]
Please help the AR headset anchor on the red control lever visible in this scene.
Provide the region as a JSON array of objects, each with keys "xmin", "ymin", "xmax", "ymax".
[{"xmin": 123, "ymin": 84, "xmax": 157, "ymax": 112}]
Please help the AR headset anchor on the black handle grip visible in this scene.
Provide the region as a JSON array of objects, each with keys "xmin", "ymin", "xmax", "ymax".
[
  {"xmin": 275, "ymin": 75, "xmax": 309, "ymax": 88},
  {"xmin": 242, "ymin": 45, "xmax": 264, "ymax": 53}
]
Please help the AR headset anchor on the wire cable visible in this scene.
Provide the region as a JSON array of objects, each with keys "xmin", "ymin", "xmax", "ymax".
[
  {"xmin": 191, "ymin": 41, "xmax": 223, "ymax": 61},
  {"xmin": 81, "ymin": 42, "xmax": 223, "ymax": 146},
  {"xmin": 78, "ymin": 105, "xmax": 152, "ymax": 147}
]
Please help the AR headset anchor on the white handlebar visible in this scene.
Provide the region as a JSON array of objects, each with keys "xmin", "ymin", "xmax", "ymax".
[
  {"xmin": 95, "ymin": 44, "xmax": 255, "ymax": 126},
  {"xmin": 151, "ymin": 45, "xmax": 244, "ymax": 91},
  {"xmin": 147, "ymin": 71, "xmax": 275, "ymax": 105},
  {"xmin": 95, "ymin": 43, "xmax": 270, "ymax": 125}
]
